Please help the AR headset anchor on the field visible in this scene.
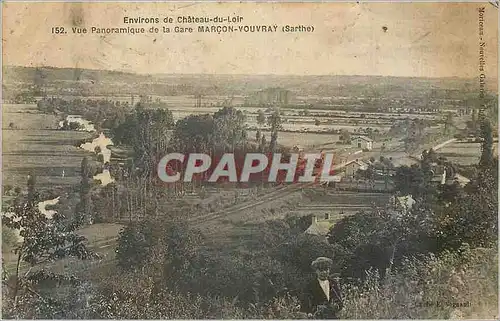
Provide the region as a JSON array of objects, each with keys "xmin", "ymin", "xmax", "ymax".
[
  {"xmin": 248, "ymin": 130, "xmax": 342, "ymax": 150},
  {"xmin": 2, "ymin": 104, "xmax": 123, "ymax": 277},
  {"xmin": 438, "ymin": 141, "xmax": 498, "ymax": 166},
  {"xmin": 2, "ymin": 104, "xmax": 91, "ymax": 190}
]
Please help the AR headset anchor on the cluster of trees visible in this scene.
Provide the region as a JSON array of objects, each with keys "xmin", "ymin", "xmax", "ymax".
[
  {"xmin": 83, "ymin": 104, "xmax": 287, "ymax": 221},
  {"xmin": 37, "ymin": 98, "xmax": 133, "ymax": 132},
  {"xmin": 112, "ymin": 106, "xmax": 175, "ymax": 168},
  {"xmin": 170, "ymin": 107, "xmax": 248, "ymax": 155},
  {"xmin": 90, "ymin": 215, "xmax": 331, "ymax": 319},
  {"xmin": 356, "ymin": 156, "xmax": 395, "ymax": 182},
  {"xmin": 9, "ymin": 92, "xmax": 37, "ymax": 104},
  {"xmin": 321, "ymin": 119, "xmax": 497, "ymax": 318},
  {"xmin": 2, "ymin": 176, "xmax": 95, "ymax": 318},
  {"xmin": 59, "ymin": 120, "xmax": 84, "ymax": 131},
  {"xmin": 40, "ymin": 97, "xmax": 289, "ymax": 224}
]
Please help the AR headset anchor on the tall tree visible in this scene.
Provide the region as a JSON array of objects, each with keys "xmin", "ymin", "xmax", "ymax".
[
  {"xmin": 77, "ymin": 175, "xmax": 92, "ymax": 225},
  {"xmin": 27, "ymin": 172, "xmax": 36, "ymax": 202},
  {"xmin": 171, "ymin": 114, "xmax": 214, "ymax": 154},
  {"xmin": 212, "ymin": 107, "xmax": 247, "ymax": 152},
  {"xmin": 260, "ymin": 134, "xmax": 267, "ymax": 152},
  {"xmin": 339, "ymin": 129, "xmax": 351, "ymax": 144},
  {"xmin": 444, "ymin": 112, "xmax": 453, "ymax": 134},
  {"xmin": 80, "ymin": 157, "xmax": 91, "ymax": 179},
  {"xmin": 267, "ymin": 110, "xmax": 282, "ymax": 152},
  {"xmin": 257, "ymin": 110, "xmax": 266, "ymax": 127},
  {"xmin": 479, "ymin": 118, "xmax": 494, "ymax": 169}
]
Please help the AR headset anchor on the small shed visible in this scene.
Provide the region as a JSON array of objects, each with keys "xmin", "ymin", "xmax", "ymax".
[
  {"xmin": 352, "ymin": 136, "xmax": 373, "ymax": 150},
  {"xmin": 343, "ymin": 159, "xmax": 368, "ymax": 178}
]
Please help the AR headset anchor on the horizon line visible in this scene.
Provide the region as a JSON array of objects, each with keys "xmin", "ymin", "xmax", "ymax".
[{"xmin": 5, "ymin": 64, "xmax": 491, "ymax": 81}]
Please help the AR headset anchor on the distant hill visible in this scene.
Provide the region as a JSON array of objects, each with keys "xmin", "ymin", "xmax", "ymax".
[
  {"xmin": 3, "ymin": 65, "xmax": 151, "ymax": 85},
  {"xmin": 3, "ymin": 65, "xmax": 496, "ymax": 98}
]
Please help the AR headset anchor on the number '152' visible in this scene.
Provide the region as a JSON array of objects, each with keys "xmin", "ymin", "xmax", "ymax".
[{"xmin": 51, "ymin": 27, "xmax": 66, "ymax": 34}]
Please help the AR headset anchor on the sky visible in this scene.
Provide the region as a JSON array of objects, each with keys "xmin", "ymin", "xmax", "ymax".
[{"xmin": 2, "ymin": 2, "xmax": 498, "ymax": 78}]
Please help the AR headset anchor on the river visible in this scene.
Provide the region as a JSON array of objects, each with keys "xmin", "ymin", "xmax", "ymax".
[
  {"xmin": 3, "ymin": 196, "xmax": 61, "ymax": 243},
  {"xmin": 58, "ymin": 115, "xmax": 95, "ymax": 132},
  {"xmin": 2, "ymin": 117, "xmax": 117, "ymax": 242},
  {"xmin": 80, "ymin": 133, "xmax": 115, "ymax": 186},
  {"xmin": 58, "ymin": 114, "xmax": 115, "ymax": 186}
]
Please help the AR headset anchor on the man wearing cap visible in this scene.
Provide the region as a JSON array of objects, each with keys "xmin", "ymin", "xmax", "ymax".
[{"xmin": 300, "ymin": 256, "xmax": 343, "ymax": 319}]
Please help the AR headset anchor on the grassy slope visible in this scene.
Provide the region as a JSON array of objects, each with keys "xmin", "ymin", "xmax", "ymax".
[{"xmin": 341, "ymin": 247, "xmax": 498, "ymax": 319}]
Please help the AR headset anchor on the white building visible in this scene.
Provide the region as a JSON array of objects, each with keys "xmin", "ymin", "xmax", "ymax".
[{"xmin": 352, "ymin": 136, "xmax": 373, "ymax": 150}]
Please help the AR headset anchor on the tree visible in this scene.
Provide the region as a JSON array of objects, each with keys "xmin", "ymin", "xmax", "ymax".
[
  {"xmin": 115, "ymin": 221, "xmax": 156, "ymax": 271},
  {"xmin": 171, "ymin": 114, "xmax": 214, "ymax": 154},
  {"xmin": 115, "ymin": 218, "xmax": 205, "ymax": 292},
  {"xmin": 444, "ymin": 112, "xmax": 453, "ymax": 134},
  {"xmin": 27, "ymin": 172, "xmax": 36, "ymax": 202},
  {"xmin": 267, "ymin": 110, "xmax": 282, "ymax": 152},
  {"xmin": 213, "ymin": 107, "xmax": 247, "ymax": 152},
  {"xmin": 393, "ymin": 164, "xmax": 434, "ymax": 200},
  {"xmin": 260, "ymin": 134, "xmax": 267, "ymax": 152},
  {"xmin": 424, "ymin": 148, "xmax": 438, "ymax": 163},
  {"xmin": 133, "ymin": 107, "xmax": 175, "ymax": 172},
  {"xmin": 339, "ymin": 130, "xmax": 351, "ymax": 144},
  {"xmin": 111, "ymin": 106, "xmax": 175, "ymax": 172},
  {"xmin": 479, "ymin": 118, "xmax": 494, "ymax": 169},
  {"xmin": 76, "ymin": 174, "xmax": 93, "ymax": 225},
  {"xmin": 437, "ymin": 155, "xmax": 498, "ymax": 250},
  {"xmin": 257, "ymin": 110, "xmax": 266, "ymax": 127},
  {"xmin": 111, "ymin": 113, "xmax": 138, "ymax": 146},
  {"xmin": 69, "ymin": 122, "xmax": 84, "ymax": 131},
  {"xmin": 80, "ymin": 157, "xmax": 91, "ymax": 179},
  {"xmin": 2, "ymin": 177, "xmax": 94, "ymax": 318},
  {"xmin": 314, "ymin": 119, "xmax": 321, "ymax": 126},
  {"xmin": 327, "ymin": 202, "xmax": 437, "ymax": 280},
  {"xmin": 108, "ymin": 108, "xmax": 127, "ymax": 130}
]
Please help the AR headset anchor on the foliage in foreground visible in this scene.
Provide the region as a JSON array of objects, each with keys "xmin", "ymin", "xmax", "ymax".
[{"xmin": 341, "ymin": 245, "xmax": 498, "ymax": 319}]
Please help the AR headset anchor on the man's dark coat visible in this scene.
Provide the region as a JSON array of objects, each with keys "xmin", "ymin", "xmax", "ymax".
[{"xmin": 300, "ymin": 278, "xmax": 343, "ymax": 319}]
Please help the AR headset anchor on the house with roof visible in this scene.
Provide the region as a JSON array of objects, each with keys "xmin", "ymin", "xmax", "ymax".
[
  {"xmin": 429, "ymin": 163, "xmax": 447, "ymax": 185},
  {"xmin": 304, "ymin": 213, "xmax": 336, "ymax": 236},
  {"xmin": 303, "ymin": 192, "xmax": 392, "ymax": 236},
  {"xmin": 352, "ymin": 136, "xmax": 373, "ymax": 150},
  {"xmin": 446, "ymin": 173, "xmax": 470, "ymax": 187},
  {"xmin": 396, "ymin": 195, "xmax": 416, "ymax": 212},
  {"xmin": 342, "ymin": 159, "xmax": 369, "ymax": 178}
]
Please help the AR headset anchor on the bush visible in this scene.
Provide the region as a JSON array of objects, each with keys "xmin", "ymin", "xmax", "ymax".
[
  {"xmin": 2, "ymin": 225, "xmax": 18, "ymax": 251},
  {"xmin": 3, "ymin": 185, "xmax": 13, "ymax": 195},
  {"xmin": 340, "ymin": 245, "xmax": 498, "ymax": 319},
  {"xmin": 87, "ymin": 268, "xmax": 305, "ymax": 319},
  {"xmin": 115, "ymin": 221, "xmax": 156, "ymax": 271}
]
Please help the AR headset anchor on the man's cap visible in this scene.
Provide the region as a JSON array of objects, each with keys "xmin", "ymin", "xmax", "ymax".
[{"xmin": 311, "ymin": 256, "xmax": 333, "ymax": 269}]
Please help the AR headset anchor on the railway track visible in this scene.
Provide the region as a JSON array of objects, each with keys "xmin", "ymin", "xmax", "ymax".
[
  {"xmin": 188, "ymin": 152, "xmax": 375, "ymax": 226},
  {"xmin": 189, "ymin": 182, "xmax": 315, "ymax": 226}
]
